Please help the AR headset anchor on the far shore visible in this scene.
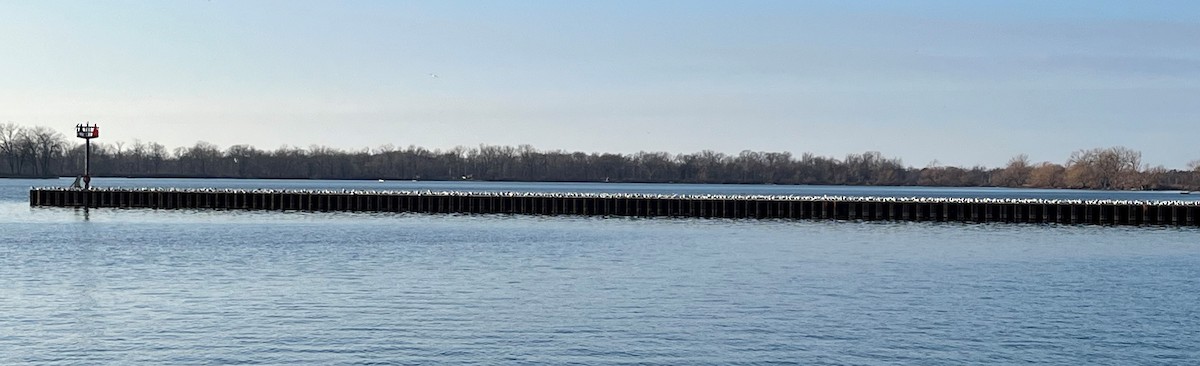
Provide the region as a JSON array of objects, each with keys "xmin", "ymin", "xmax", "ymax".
[{"xmin": 4, "ymin": 175, "xmax": 1196, "ymax": 193}]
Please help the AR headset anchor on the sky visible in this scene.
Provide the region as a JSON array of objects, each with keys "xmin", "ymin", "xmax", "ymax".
[{"xmin": 1, "ymin": 0, "xmax": 1198, "ymax": 168}]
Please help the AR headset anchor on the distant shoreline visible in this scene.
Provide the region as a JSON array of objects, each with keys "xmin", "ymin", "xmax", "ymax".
[
  {"xmin": 3, "ymin": 120, "xmax": 1198, "ymax": 190},
  {"xmin": 3, "ymin": 175, "xmax": 1194, "ymax": 193}
]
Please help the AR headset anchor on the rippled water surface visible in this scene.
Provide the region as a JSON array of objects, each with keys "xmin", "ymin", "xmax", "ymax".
[{"xmin": 3, "ymin": 178, "xmax": 1199, "ymax": 364}]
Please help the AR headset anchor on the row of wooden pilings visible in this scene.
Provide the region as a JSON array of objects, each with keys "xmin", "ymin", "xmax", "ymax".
[{"xmin": 29, "ymin": 188, "xmax": 1200, "ymax": 226}]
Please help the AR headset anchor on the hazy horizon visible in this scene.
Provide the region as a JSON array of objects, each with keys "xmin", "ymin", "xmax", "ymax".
[{"xmin": 2, "ymin": 1, "xmax": 1197, "ymax": 168}]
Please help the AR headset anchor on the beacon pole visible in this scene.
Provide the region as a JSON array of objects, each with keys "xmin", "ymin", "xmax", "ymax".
[
  {"xmin": 84, "ymin": 135, "xmax": 90, "ymax": 189},
  {"xmin": 76, "ymin": 123, "xmax": 99, "ymax": 190}
]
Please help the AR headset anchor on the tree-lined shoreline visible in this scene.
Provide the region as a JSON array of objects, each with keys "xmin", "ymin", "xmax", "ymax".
[{"xmin": 2, "ymin": 123, "xmax": 1199, "ymax": 190}]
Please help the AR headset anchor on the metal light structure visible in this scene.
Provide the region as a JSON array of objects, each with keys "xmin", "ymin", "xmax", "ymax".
[{"xmin": 76, "ymin": 123, "xmax": 100, "ymax": 189}]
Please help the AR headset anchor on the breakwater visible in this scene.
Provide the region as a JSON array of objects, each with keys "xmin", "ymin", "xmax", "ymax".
[{"xmin": 28, "ymin": 187, "xmax": 1200, "ymax": 226}]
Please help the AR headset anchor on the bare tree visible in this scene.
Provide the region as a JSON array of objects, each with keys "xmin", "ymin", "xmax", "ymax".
[
  {"xmin": 1142, "ymin": 165, "xmax": 1169, "ymax": 189},
  {"xmin": 27, "ymin": 126, "xmax": 67, "ymax": 176},
  {"xmin": 0, "ymin": 123, "xmax": 23, "ymax": 174},
  {"xmin": 991, "ymin": 154, "xmax": 1032, "ymax": 187},
  {"xmin": 1027, "ymin": 162, "xmax": 1065, "ymax": 188},
  {"xmin": 1066, "ymin": 146, "xmax": 1144, "ymax": 189}
]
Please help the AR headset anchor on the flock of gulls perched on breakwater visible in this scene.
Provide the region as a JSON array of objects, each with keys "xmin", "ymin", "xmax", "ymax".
[{"xmin": 35, "ymin": 187, "xmax": 1200, "ymax": 207}]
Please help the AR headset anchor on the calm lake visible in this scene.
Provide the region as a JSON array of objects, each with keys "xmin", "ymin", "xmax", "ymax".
[{"xmin": 2, "ymin": 178, "xmax": 1199, "ymax": 364}]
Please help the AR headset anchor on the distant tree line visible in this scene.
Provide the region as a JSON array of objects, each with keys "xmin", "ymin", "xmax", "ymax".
[{"xmin": 2, "ymin": 122, "xmax": 1199, "ymax": 190}]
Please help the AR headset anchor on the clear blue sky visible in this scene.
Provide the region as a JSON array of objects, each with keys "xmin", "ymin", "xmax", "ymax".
[{"xmin": 2, "ymin": 0, "xmax": 1197, "ymax": 168}]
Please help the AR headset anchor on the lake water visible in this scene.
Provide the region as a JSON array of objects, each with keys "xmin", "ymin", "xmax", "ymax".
[{"xmin": 3, "ymin": 178, "xmax": 1199, "ymax": 364}]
